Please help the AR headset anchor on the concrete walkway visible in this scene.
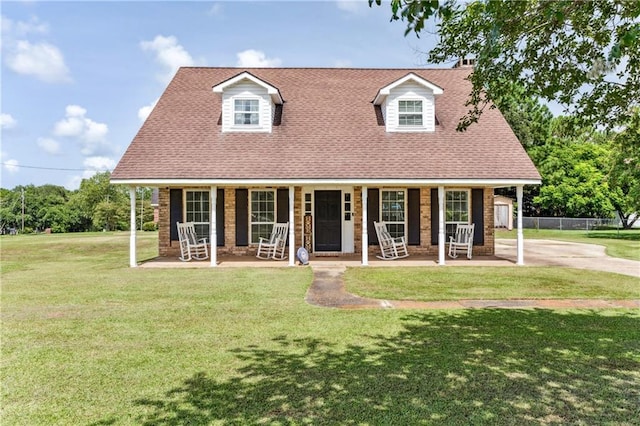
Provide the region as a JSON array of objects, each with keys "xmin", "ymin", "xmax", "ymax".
[
  {"xmin": 306, "ymin": 264, "xmax": 640, "ymax": 310},
  {"xmin": 306, "ymin": 239, "xmax": 640, "ymax": 310}
]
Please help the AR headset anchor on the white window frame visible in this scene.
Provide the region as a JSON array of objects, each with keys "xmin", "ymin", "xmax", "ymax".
[
  {"xmin": 380, "ymin": 189, "xmax": 406, "ymax": 239},
  {"xmin": 398, "ymin": 99, "xmax": 424, "ymax": 127},
  {"xmin": 233, "ymin": 98, "xmax": 260, "ymax": 126},
  {"xmin": 184, "ymin": 189, "xmax": 210, "ymax": 241},
  {"xmin": 250, "ymin": 189, "xmax": 276, "ymax": 244},
  {"xmin": 445, "ymin": 189, "xmax": 471, "ymax": 240}
]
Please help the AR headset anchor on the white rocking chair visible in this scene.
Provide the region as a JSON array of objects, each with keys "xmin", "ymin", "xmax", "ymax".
[
  {"xmin": 177, "ymin": 222, "xmax": 209, "ymax": 261},
  {"xmin": 256, "ymin": 222, "xmax": 289, "ymax": 260},
  {"xmin": 448, "ymin": 223, "xmax": 475, "ymax": 260},
  {"xmin": 373, "ymin": 221, "xmax": 409, "ymax": 260}
]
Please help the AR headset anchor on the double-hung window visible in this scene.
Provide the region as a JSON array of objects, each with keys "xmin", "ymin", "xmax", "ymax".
[
  {"xmin": 398, "ymin": 100, "xmax": 423, "ymax": 126},
  {"xmin": 250, "ymin": 190, "xmax": 275, "ymax": 243},
  {"xmin": 381, "ymin": 190, "xmax": 406, "ymax": 239},
  {"xmin": 234, "ymin": 99, "xmax": 259, "ymax": 126},
  {"xmin": 445, "ymin": 190, "xmax": 470, "ymax": 240},
  {"xmin": 185, "ymin": 190, "xmax": 210, "ymax": 241}
]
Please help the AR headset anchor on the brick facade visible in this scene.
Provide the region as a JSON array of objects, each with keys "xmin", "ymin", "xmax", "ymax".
[{"xmin": 158, "ymin": 186, "xmax": 495, "ymax": 258}]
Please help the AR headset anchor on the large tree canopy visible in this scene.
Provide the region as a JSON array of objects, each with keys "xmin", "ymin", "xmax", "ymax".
[{"xmin": 372, "ymin": 0, "xmax": 639, "ymax": 132}]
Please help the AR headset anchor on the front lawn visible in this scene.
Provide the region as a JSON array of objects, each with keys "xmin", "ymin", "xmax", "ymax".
[
  {"xmin": 2, "ymin": 232, "xmax": 639, "ymax": 425},
  {"xmin": 344, "ymin": 267, "xmax": 640, "ymax": 302}
]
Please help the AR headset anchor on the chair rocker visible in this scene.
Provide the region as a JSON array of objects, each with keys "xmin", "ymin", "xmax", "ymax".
[
  {"xmin": 177, "ymin": 222, "xmax": 209, "ymax": 261},
  {"xmin": 448, "ymin": 223, "xmax": 475, "ymax": 260},
  {"xmin": 256, "ymin": 222, "xmax": 289, "ymax": 260},
  {"xmin": 373, "ymin": 221, "xmax": 409, "ymax": 260}
]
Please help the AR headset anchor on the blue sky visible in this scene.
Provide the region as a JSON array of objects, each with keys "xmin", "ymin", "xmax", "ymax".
[{"xmin": 1, "ymin": 0, "xmax": 450, "ymax": 190}]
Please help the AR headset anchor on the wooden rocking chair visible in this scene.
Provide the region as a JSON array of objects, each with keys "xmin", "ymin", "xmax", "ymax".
[
  {"xmin": 373, "ymin": 221, "xmax": 409, "ymax": 260},
  {"xmin": 177, "ymin": 222, "xmax": 209, "ymax": 261},
  {"xmin": 448, "ymin": 223, "xmax": 475, "ymax": 260},
  {"xmin": 256, "ymin": 222, "xmax": 289, "ymax": 260}
]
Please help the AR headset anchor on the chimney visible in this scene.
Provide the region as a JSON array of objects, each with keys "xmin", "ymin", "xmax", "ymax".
[{"xmin": 453, "ymin": 58, "xmax": 476, "ymax": 68}]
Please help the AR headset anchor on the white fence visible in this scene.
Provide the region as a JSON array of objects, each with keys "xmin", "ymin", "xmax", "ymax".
[{"xmin": 523, "ymin": 217, "xmax": 620, "ymax": 230}]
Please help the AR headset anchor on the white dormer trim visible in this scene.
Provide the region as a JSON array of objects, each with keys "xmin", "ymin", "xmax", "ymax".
[
  {"xmin": 372, "ymin": 72, "xmax": 443, "ymax": 106},
  {"xmin": 213, "ymin": 71, "xmax": 283, "ymax": 105},
  {"xmin": 373, "ymin": 73, "xmax": 442, "ymax": 133},
  {"xmin": 213, "ymin": 71, "xmax": 283, "ymax": 133}
]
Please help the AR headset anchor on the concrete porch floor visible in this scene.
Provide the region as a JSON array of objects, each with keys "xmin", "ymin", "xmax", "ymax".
[{"xmin": 138, "ymin": 253, "xmax": 513, "ymax": 268}]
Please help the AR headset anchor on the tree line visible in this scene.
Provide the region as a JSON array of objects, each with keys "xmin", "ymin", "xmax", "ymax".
[{"xmin": 0, "ymin": 172, "xmax": 155, "ymax": 234}]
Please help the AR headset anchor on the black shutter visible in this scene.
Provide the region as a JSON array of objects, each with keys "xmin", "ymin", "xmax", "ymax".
[
  {"xmin": 277, "ymin": 189, "xmax": 289, "ymax": 223},
  {"xmin": 407, "ymin": 188, "xmax": 420, "ymax": 245},
  {"xmin": 430, "ymin": 188, "xmax": 439, "ymax": 245},
  {"xmin": 235, "ymin": 189, "xmax": 248, "ymax": 246},
  {"xmin": 367, "ymin": 188, "xmax": 379, "ymax": 245},
  {"xmin": 170, "ymin": 189, "xmax": 183, "ymax": 241},
  {"xmin": 216, "ymin": 188, "xmax": 225, "ymax": 247},
  {"xmin": 277, "ymin": 189, "xmax": 290, "ymax": 246},
  {"xmin": 472, "ymin": 188, "xmax": 484, "ymax": 245}
]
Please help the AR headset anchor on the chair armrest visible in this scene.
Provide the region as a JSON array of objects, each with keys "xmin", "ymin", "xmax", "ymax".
[{"xmin": 197, "ymin": 238, "xmax": 208, "ymax": 244}]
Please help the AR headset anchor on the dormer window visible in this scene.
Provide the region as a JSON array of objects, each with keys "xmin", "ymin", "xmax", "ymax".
[
  {"xmin": 373, "ymin": 73, "xmax": 443, "ymax": 133},
  {"xmin": 213, "ymin": 71, "xmax": 284, "ymax": 134},
  {"xmin": 234, "ymin": 99, "xmax": 259, "ymax": 125},
  {"xmin": 398, "ymin": 100, "xmax": 423, "ymax": 126}
]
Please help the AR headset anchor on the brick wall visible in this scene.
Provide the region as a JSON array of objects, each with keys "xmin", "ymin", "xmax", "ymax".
[{"xmin": 157, "ymin": 186, "xmax": 495, "ymax": 259}]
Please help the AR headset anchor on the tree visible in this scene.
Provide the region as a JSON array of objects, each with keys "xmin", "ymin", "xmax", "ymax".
[
  {"xmin": 608, "ymin": 108, "xmax": 640, "ymax": 228},
  {"xmin": 71, "ymin": 171, "xmax": 129, "ymax": 231},
  {"xmin": 491, "ymin": 82, "xmax": 553, "ymax": 215},
  {"xmin": 531, "ymin": 119, "xmax": 615, "ymax": 218},
  {"xmin": 372, "ymin": 0, "xmax": 640, "ymax": 132},
  {"xmin": 0, "ymin": 188, "xmax": 20, "ymax": 233}
]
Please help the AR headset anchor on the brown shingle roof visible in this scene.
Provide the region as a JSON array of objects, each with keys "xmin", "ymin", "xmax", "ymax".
[{"xmin": 111, "ymin": 67, "xmax": 540, "ymax": 183}]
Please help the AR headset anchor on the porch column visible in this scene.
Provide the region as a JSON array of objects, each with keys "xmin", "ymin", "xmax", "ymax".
[
  {"xmin": 289, "ymin": 186, "xmax": 295, "ymax": 266},
  {"xmin": 129, "ymin": 186, "xmax": 137, "ymax": 268},
  {"xmin": 438, "ymin": 185, "xmax": 446, "ymax": 265},
  {"xmin": 516, "ymin": 185, "xmax": 524, "ymax": 265},
  {"xmin": 362, "ymin": 186, "xmax": 368, "ymax": 266},
  {"xmin": 210, "ymin": 186, "xmax": 217, "ymax": 267}
]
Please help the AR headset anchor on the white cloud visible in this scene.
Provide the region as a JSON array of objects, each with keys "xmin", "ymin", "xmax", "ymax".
[
  {"xmin": 3, "ymin": 158, "xmax": 19, "ymax": 174},
  {"xmin": 1, "ymin": 15, "xmax": 48, "ymax": 36},
  {"xmin": 0, "ymin": 113, "xmax": 17, "ymax": 129},
  {"xmin": 5, "ymin": 40, "xmax": 71, "ymax": 83},
  {"xmin": 37, "ymin": 137, "xmax": 61, "ymax": 155},
  {"xmin": 138, "ymin": 98, "xmax": 159, "ymax": 122},
  {"xmin": 53, "ymin": 105, "xmax": 111, "ymax": 156},
  {"xmin": 236, "ymin": 49, "xmax": 282, "ymax": 68},
  {"xmin": 66, "ymin": 156, "xmax": 116, "ymax": 190},
  {"xmin": 207, "ymin": 3, "xmax": 223, "ymax": 16},
  {"xmin": 140, "ymin": 35, "xmax": 195, "ymax": 83},
  {"xmin": 333, "ymin": 59, "xmax": 353, "ymax": 68},
  {"xmin": 83, "ymin": 156, "xmax": 116, "ymax": 171},
  {"xmin": 336, "ymin": 0, "xmax": 369, "ymax": 14}
]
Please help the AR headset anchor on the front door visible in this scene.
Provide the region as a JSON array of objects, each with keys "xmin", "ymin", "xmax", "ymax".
[{"xmin": 314, "ymin": 190, "xmax": 342, "ymax": 252}]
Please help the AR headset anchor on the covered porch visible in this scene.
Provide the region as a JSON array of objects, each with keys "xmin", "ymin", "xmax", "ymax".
[{"xmin": 123, "ymin": 182, "xmax": 531, "ymax": 268}]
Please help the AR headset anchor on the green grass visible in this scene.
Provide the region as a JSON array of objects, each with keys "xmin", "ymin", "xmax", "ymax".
[
  {"xmin": 345, "ymin": 267, "xmax": 640, "ymax": 301},
  {"xmin": 498, "ymin": 228, "xmax": 640, "ymax": 261},
  {"xmin": 2, "ymin": 233, "xmax": 640, "ymax": 425}
]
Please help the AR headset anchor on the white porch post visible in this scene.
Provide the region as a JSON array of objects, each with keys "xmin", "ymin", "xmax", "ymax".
[
  {"xmin": 516, "ymin": 185, "xmax": 524, "ymax": 265},
  {"xmin": 438, "ymin": 186, "xmax": 446, "ymax": 265},
  {"xmin": 361, "ymin": 186, "xmax": 369, "ymax": 266},
  {"xmin": 129, "ymin": 187, "xmax": 137, "ymax": 268},
  {"xmin": 210, "ymin": 186, "xmax": 217, "ymax": 267},
  {"xmin": 289, "ymin": 186, "xmax": 295, "ymax": 266}
]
